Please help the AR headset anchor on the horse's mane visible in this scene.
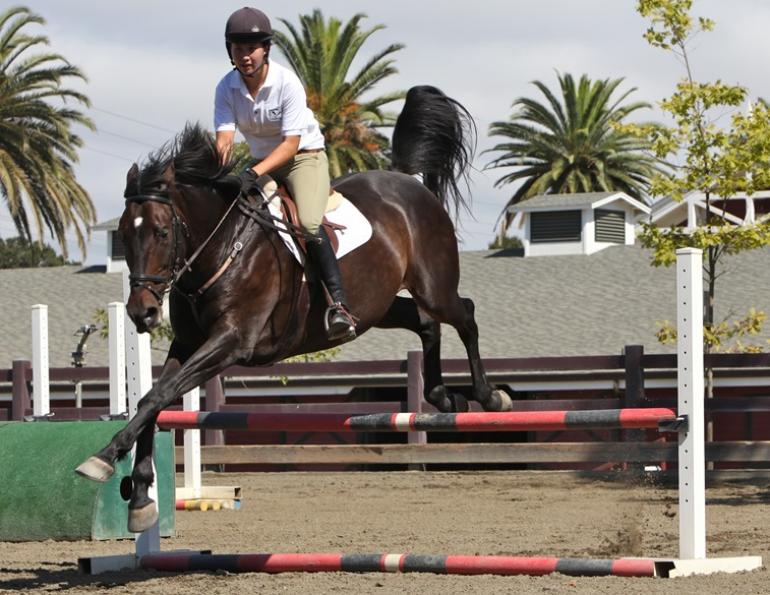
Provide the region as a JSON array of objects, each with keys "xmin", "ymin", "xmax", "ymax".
[
  {"xmin": 132, "ymin": 123, "xmax": 234, "ymax": 193},
  {"xmin": 391, "ymin": 85, "xmax": 477, "ymax": 220}
]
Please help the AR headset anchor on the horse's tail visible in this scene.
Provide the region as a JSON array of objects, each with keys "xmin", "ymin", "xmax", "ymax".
[{"xmin": 391, "ymin": 85, "xmax": 477, "ymax": 220}]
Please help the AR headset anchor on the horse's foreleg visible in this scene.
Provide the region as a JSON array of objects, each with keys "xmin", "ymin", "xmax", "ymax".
[
  {"xmin": 122, "ymin": 331, "xmax": 242, "ymax": 532},
  {"xmin": 75, "ymin": 353, "xmax": 185, "ymax": 482},
  {"xmin": 77, "ymin": 330, "xmax": 241, "ymax": 531},
  {"xmin": 74, "ymin": 384, "xmax": 163, "ymax": 482},
  {"xmin": 126, "ymin": 422, "xmax": 158, "ymax": 531}
]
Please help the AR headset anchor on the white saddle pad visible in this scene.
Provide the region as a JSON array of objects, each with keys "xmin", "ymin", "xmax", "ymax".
[{"xmin": 266, "ymin": 192, "xmax": 373, "ymax": 264}]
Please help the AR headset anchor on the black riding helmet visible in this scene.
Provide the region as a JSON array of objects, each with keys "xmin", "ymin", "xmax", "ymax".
[{"xmin": 225, "ymin": 7, "xmax": 273, "ymax": 60}]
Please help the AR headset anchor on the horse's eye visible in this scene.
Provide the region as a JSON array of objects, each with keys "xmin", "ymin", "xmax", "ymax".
[{"xmin": 155, "ymin": 228, "xmax": 169, "ymax": 239}]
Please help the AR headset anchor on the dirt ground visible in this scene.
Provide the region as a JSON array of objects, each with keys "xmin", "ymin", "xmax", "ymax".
[{"xmin": 1, "ymin": 470, "xmax": 768, "ymax": 594}]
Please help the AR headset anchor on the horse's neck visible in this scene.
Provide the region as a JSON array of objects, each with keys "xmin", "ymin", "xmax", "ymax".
[{"xmin": 181, "ymin": 189, "xmax": 233, "ymax": 245}]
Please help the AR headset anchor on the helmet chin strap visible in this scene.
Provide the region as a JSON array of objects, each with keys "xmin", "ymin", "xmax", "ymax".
[
  {"xmin": 242, "ymin": 60, "xmax": 267, "ymax": 78},
  {"xmin": 233, "ymin": 49, "xmax": 269, "ymax": 78}
]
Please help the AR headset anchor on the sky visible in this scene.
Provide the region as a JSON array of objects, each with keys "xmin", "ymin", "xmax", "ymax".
[{"xmin": 13, "ymin": 0, "xmax": 770, "ymax": 262}]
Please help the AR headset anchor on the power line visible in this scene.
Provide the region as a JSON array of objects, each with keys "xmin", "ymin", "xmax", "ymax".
[
  {"xmin": 90, "ymin": 106, "xmax": 177, "ymax": 134},
  {"xmin": 81, "ymin": 146, "xmax": 136, "ymax": 162},
  {"xmin": 95, "ymin": 129, "xmax": 161, "ymax": 149}
]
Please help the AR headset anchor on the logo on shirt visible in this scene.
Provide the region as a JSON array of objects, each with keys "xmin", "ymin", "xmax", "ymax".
[{"xmin": 268, "ymin": 107, "xmax": 282, "ymax": 120}]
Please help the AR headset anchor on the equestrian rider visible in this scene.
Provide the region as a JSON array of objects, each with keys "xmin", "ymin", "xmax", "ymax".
[{"xmin": 214, "ymin": 7, "xmax": 356, "ymax": 342}]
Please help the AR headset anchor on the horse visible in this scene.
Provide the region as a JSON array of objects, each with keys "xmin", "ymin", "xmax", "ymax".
[{"xmin": 76, "ymin": 85, "xmax": 513, "ymax": 532}]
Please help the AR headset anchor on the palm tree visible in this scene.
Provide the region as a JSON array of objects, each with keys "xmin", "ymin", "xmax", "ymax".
[
  {"xmin": 0, "ymin": 6, "xmax": 95, "ymax": 258},
  {"xmin": 485, "ymin": 73, "xmax": 663, "ymax": 234},
  {"xmin": 273, "ymin": 10, "xmax": 405, "ymax": 177}
]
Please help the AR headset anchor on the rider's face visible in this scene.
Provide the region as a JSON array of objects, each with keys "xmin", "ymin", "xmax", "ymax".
[{"xmin": 230, "ymin": 42, "xmax": 268, "ymax": 76}]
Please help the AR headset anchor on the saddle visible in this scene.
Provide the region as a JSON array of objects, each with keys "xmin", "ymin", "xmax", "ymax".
[{"xmin": 262, "ymin": 178, "xmax": 345, "ymax": 254}]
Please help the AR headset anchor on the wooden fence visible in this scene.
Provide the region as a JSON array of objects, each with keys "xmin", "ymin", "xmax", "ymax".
[{"xmin": 3, "ymin": 345, "xmax": 770, "ymax": 469}]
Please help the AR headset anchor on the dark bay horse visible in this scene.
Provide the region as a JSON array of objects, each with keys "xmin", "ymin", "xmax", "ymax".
[{"xmin": 76, "ymin": 85, "xmax": 512, "ymax": 532}]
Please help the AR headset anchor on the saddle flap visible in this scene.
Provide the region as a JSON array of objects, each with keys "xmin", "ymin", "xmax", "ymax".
[{"xmin": 271, "ymin": 185, "xmax": 343, "ymax": 254}]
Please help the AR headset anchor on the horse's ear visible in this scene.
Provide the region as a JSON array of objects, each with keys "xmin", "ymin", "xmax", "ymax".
[
  {"xmin": 126, "ymin": 163, "xmax": 139, "ymax": 184},
  {"xmin": 125, "ymin": 163, "xmax": 140, "ymax": 197},
  {"xmin": 161, "ymin": 164, "xmax": 176, "ymax": 191}
]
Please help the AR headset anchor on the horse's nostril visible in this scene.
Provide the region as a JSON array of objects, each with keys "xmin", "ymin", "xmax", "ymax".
[{"xmin": 140, "ymin": 307, "xmax": 159, "ymax": 330}]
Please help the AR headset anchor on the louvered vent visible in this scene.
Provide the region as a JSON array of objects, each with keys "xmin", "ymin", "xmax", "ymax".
[
  {"xmin": 530, "ymin": 211, "xmax": 581, "ymax": 243},
  {"xmin": 594, "ymin": 209, "xmax": 625, "ymax": 243},
  {"xmin": 110, "ymin": 231, "xmax": 126, "ymax": 261}
]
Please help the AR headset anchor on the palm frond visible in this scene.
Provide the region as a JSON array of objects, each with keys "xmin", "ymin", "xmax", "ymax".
[
  {"xmin": 0, "ymin": 5, "xmax": 94, "ymax": 257},
  {"xmin": 274, "ymin": 10, "xmax": 404, "ymax": 176},
  {"xmin": 485, "ymin": 72, "xmax": 667, "ymax": 233}
]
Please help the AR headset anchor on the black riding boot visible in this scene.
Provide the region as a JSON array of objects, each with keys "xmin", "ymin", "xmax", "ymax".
[{"xmin": 306, "ymin": 227, "xmax": 356, "ymax": 341}]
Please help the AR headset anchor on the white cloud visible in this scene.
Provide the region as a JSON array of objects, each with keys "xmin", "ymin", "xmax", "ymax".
[{"xmin": 21, "ymin": 0, "xmax": 770, "ymax": 258}]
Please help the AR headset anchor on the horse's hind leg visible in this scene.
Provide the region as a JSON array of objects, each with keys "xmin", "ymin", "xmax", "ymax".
[
  {"xmin": 455, "ymin": 296, "xmax": 511, "ymax": 411},
  {"xmin": 376, "ymin": 296, "xmax": 468, "ymax": 412},
  {"xmin": 415, "ymin": 291, "xmax": 512, "ymax": 412}
]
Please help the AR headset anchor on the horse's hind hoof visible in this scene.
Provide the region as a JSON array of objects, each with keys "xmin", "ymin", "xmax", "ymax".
[
  {"xmin": 449, "ymin": 393, "xmax": 470, "ymax": 412},
  {"xmin": 490, "ymin": 389, "xmax": 513, "ymax": 412},
  {"xmin": 128, "ymin": 502, "xmax": 159, "ymax": 533},
  {"xmin": 75, "ymin": 456, "xmax": 115, "ymax": 482}
]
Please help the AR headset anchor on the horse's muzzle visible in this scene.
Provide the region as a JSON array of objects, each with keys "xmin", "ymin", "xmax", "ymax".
[{"xmin": 126, "ymin": 289, "xmax": 162, "ymax": 333}]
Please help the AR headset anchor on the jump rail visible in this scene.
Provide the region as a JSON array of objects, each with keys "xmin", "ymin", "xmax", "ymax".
[
  {"xmin": 78, "ymin": 249, "xmax": 762, "ymax": 578},
  {"xmin": 138, "ymin": 552, "xmax": 658, "ymax": 578},
  {"xmin": 155, "ymin": 408, "xmax": 678, "ymax": 433}
]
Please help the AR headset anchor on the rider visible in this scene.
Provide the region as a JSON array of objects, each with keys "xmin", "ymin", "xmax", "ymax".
[{"xmin": 214, "ymin": 7, "xmax": 356, "ymax": 342}]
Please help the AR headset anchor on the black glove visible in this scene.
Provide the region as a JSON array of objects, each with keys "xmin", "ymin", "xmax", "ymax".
[{"xmin": 238, "ymin": 169, "xmax": 259, "ymax": 195}]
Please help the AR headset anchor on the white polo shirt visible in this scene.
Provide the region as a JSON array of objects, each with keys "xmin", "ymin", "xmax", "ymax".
[{"xmin": 214, "ymin": 61, "xmax": 325, "ymax": 160}]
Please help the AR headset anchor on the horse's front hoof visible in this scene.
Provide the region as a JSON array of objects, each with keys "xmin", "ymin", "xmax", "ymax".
[
  {"xmin": 75, "ymin": 456, "xmax": 115, "ymax": 482},
  {"xmin": 128, "ymin": 502, "xmax": 159, "ymax": 533}
]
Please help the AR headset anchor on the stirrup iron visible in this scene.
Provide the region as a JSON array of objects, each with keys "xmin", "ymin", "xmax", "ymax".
[{"xmin": 324, "ymin": 302, "xmax": 356, "ymax": 341}]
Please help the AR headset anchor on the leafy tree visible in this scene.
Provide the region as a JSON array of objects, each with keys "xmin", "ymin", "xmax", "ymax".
[
  {"xmin": 628, "ymin": 0, "xmax": 770, "ymax": 354},
  {"xmin": 273, "ymin": 10, "xmax": 405, "ymax": 177},
  {"xmin": 92, "ymin": 307, "xmax": 172, "ymax": 353},
  {"xmin": 485, "ymin": 72, "xmax": 664, "ymax": 235},
  {"xmin": 0, "ymin": 6, "xmax": 95, "ymax": 257},
  {"xmin": 229, "ymin": 140, "xmax": 252, "ymax": 173},
  {"xmin": 0, "ymin": 236, "xmax": 74, "ymax": 268}
]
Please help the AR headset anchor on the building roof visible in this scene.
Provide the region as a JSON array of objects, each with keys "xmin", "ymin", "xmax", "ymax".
[
  {"xmin": 648, "ymin": 190, "xmax": 770, "ymax": 228},
  {"xmin": 2, "ymin": 245, "xmax": 770, "ymax": 369},
  {"xmin": 509, "ymin": 191, "xmax": 650, "ymax": 215},
  {"xmin": 334, "ymin": 244, "xmax": 770, "ymax": 360},
  {"xmin": 91, "ymin": 217, "xmax": 120, "ymax": 232},
  {"xmin": 0, "ymin": 265, "xmax": 127, "ymax": 368}
]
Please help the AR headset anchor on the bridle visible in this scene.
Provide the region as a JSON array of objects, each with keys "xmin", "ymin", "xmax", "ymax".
[
  {"xmin": 124, "ymin": 192, "xmax": 188, "ymax": 304},
  {"xmin": 124, "ymin": 185, "xmax": 248, "ymax": 303}
]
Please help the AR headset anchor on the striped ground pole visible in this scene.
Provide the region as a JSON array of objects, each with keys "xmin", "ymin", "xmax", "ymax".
[
  {"xmin": 139, "ymin": 552, "xmax": 657, "ymax": 577},
  {"xmin": 156, "ymin": 408, "xmax": 677, "ymax": 433}
]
